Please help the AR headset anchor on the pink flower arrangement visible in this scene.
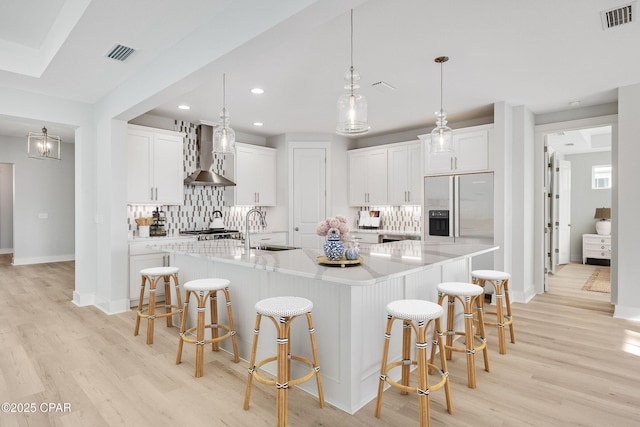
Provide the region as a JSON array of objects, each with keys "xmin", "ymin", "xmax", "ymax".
[{"xmin": 316, "ymin": 215, "xmax": 350, "ymax": 242}]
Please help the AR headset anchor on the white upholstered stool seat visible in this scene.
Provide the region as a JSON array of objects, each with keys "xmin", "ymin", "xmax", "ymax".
[
  {"xmin": 244, "ymin": 296, "xmax": 324, "ymax": 426},
  {"xmin": 437, "ymin": 282, "xmax": 484, "ymax": 297},
  {"xmin": 431, "ymin": 282, "xmax": 489, "ymax": 389},
  {"xmin": 134, "ymin": 266, "xmax": 182, "ymax": 345},
  {"xmin": 139, "ymin": 266, "xmax": 180, "ymax": 277},
  {"xmin": 472, "ymin": 270, "xmax": 510, "ymax": 281},
  {"xmin": 375, "ymin": 299, "xmax": 453, "ymax": 426},
  {"xmin": 386, "ymin": 299, "xmax": 444, "ymax": 322},
  {"xmin": 471, "ymin": 269, "xmax": 516, "ymax": 355},
  {"xmin": 176, "ymin": 278, "xmax": 239, "ymax": 378},
  {"xmin": 255, "ymin": 296, "xmax": 313, "ymax": 318},
  {"xmin": 184, "ymin": 278, "xmax": 230, "ymax": 292}
]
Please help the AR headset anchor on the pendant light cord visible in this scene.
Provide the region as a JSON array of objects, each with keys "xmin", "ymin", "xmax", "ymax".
[
  {"xmin": 350, "ymin": 9, "xmax": 354, "ymax": 91},
  {"xmin": 222, "ymin": 73, "xmax": 226, "ymax": 113},
  {"xmin": 439, "ymin": 61, "xmax": 444, "ymax": 115}
]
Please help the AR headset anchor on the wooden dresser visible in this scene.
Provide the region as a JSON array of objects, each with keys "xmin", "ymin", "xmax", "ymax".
[{"xmin": 582, "ymin": 234, "xmax": 611, "ymax": 265}]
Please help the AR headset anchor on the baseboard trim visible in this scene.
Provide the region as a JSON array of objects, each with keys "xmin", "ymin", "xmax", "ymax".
[
  {"xmin": 72, "ymin": 291, "xmax": 95, "ymax": 307},
  {"xmin": 96, "ymin": 298, "xmax": 130, "ymax": 315},
  {"xmin": 12, "ymin": 254, "xmax": 75, "ymax": 265},
  {"xmin": 0, "ymin": 248, "xmax": 13, "ymax": 254},
  {"xmin": 613, "ymin": 305, "xmax": 640, "ymax": 321}
]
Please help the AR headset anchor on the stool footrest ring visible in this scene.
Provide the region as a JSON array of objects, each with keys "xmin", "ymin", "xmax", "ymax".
[
  {"xmin": 380, "ymin": 360, "xmax": 448, "ymax": 395},
  {"xmin": 249, "ymin": 354, "xmax": 318, "ymax": 388}
]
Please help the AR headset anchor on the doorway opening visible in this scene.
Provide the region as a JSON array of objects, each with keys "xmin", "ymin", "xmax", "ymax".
[{"xmin": 541, "ymin": 122, "xmax": 613, "ymax": 303}]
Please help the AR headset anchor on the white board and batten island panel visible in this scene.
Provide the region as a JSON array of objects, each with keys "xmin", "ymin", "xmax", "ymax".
[{"xmin": 150, "ymin": 239, "xmax": 497, "ymax": 414}]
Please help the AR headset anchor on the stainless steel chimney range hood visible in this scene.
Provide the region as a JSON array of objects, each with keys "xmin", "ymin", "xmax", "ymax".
[{"xmin": 184, "ymin": 123, "xmax": 235, "ymax": 187}]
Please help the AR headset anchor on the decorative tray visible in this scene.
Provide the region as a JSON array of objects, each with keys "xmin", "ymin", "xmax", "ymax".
[{"xmin": 316, "ymin": 255, "xmax": 363, "ymax": 268}]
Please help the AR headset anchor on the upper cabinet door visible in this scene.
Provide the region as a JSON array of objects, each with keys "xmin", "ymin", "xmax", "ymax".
[
  {"xmin": 152, "ymin": 133, "xmax": 184, "ymax": 205},
  {"xmin": 348, "ymin": 148, "xmax": 388, "ymax": 206},
  {"xmin": 421, "ymin": 124, "xmax": 492, "ymax": 176},
  {"xmin": 127, "ymin": 125, "xmax": 184, "ymax": 205},
  {"xmin": 454, "ymin": 129, "xmax": 490, "ymax": 172},
  {"xmin": 229, "ymin": 143, "xmax": 277, "ymax": 206},
  {"xmin": 127, "ymin": 131, "xmax": 154, "ymax": 203},
  {"xmin": 366, "ymin": 149, "xmax": 388, "ymax": 205},
  {"xmin": 388, "ymin": 142, "xmax": 422, "ymax": 205}
]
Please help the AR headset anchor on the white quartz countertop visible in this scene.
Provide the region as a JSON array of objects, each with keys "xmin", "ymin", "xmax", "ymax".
[{"xmin": 150, "ymin": 239, "xmax": 497, "ymax": 286}]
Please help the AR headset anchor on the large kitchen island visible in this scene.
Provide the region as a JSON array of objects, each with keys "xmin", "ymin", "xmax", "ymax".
[{"xmin": 150, "ymin": 239, "xmax": 497, "ymax": 414}]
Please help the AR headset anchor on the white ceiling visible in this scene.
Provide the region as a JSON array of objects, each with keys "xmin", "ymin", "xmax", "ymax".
[
  {"xmin": 0, "ymin": 0, "xmax": 638, "ymax": 144},
  {"xmin": 547, "ymin": 126, "xmax": 612, "ymax": 155}
]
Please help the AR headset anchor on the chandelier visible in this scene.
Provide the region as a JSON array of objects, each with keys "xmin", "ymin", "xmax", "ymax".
[{"xmin": 27, "ymin": 126, "xmax": 61, "ymax": 160}]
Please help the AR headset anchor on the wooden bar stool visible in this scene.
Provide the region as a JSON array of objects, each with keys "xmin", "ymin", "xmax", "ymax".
[
  {"xmin": 375, "ymin": 299, "xmax": 453, "ymax": 427},
  {"xmin": 243, "ymin": 296, "xmax": 324, "ymax": 427},
  {"xmin": 472, "ymin": 270, "xmax": 516, "ymax": 354},
  {"xmin": 430, "ymin": 282, "xmax": 489, "ymax": 388},
  {"xmin": 175, "ymin": 278, "xmax": 239, "ymax": 378},
  {"xmin": 134, "ymin": 266, "xmax": 182, "ymax": 345}
]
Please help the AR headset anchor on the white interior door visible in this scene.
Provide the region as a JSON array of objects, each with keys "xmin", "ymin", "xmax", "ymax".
[
  {"xmin": 292, "ymin": 147, "xmax": 326, "ymax": 249},
  {"xmin": 557, "ymin": 160, "xmax": 572, "ymax": 264},
  {"xmin": 544, "ymin": 141, "xmax": 551, "ymax": 288},
  {"xmin": 549, "ymin": 151, "xmax": 559, "ymax": 275}
]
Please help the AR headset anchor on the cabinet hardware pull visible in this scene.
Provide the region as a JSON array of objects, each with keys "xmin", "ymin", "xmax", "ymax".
[
  {"xmin": 450, "ymin": 157, "xmax": 454, "ymax": 170},
  {"xmin": 150, "ymin": 188, "xmax": 154, "ymax": 200},
  {"xmin": 155, "ymin": 187, "xmax": 158, "ymax": 200}
]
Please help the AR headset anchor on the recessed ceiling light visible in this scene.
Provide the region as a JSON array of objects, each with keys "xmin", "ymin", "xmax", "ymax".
[
  {"xmin": 251, "ymin": 88, "xmax": 264, "ymax": 94},
  {"xmin": 569, "ymin": 100, "xmax": 581, "ymax": 107},
  {"xmin": 178, "ymin": 104, "xmax": 191, "ymax": 110},
  {"xmin": 253, "ymin": 122, "xmax": 264, "ymax": 127}
]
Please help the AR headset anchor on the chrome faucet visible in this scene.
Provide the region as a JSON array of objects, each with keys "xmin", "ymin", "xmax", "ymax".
[{"xmin": 245, "ymin": 208, "xmax": 267, "ymax": 251}]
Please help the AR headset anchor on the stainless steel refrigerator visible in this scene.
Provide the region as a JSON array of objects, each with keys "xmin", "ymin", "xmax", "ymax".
[{"xmin": 424, "ymin": 172, "xmax": 494, "ymax": 244}]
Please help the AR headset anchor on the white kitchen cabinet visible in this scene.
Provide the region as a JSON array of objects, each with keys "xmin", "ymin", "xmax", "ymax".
[
  {"xmin": 127, "ymin": 125, "xmax": 184, "ymax": 205},
  {"xmin": 226, "ymin": 143, "xmax": 276, "ymax": 206},
  {"xmin": 388, "ymin": 141, "xmax": 422, "ymax": 205},
  {"xmin": 129, "ymin": 237, "xmax": 195, "ymax": 306},
  {"xmin": 582, "ymin": 234, "xmax": 611, "ymax": 264},
  {"xmin": 421, "ymin": 124, "xmax": 492, "ymax": 175},
  {"xmin": 348, "ymin": 147, "xmax": 388, "ymax": 206},
  {"xmin": 351, "ymin": 231, "xmax": 379, "ymax": 249}
]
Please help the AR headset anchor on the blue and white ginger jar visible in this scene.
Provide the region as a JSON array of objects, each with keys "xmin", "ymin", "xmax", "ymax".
[{"xmin": 323, "ymin": 228, "xmax": 345, "ymax": 261}]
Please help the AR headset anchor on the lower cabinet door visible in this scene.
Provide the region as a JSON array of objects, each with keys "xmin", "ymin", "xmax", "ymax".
[{"xmin": 129, "ymin": 253, "xmax": 169, "ymax": 306}]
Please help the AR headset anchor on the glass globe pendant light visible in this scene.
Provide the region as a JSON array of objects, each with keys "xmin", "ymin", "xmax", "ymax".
[
  {"xmin": 336, "ymin": 9, "xmax": 370, "ymax": 136},
  {"xmin": 430, "ymin": 56, "xmax": 454, "ymax": 154},
  {"xmin": 213, "ymin": 73, "xmax": 236, "ymax": 154}
]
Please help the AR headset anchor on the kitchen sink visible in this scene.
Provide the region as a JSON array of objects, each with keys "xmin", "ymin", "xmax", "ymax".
[{"xmin": 250, "ymin": 244, "xmax": 300, "ymax": 251}]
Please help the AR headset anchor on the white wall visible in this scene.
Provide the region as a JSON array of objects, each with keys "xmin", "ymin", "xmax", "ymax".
[
  {"xmin": 565, "ymin": 151, "xmax": 612, "ymax": 262},
  {"xmin": 0, "ymin": 163, "xmax": 13, "ymax": 252},
  {"xmin": 0, "ymin": 136, "xmax": 75, "ymax": 263},
  {"xmin": 614, "ymin": 84, "xmax": 640, "ymax": 319}
]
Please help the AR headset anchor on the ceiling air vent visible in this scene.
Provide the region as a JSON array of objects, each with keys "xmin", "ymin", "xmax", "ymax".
[
  {"xmin": 371, "ymin": 80, "xmax": 396, "ymax": 93},
  {"xmin": 601, "ymin": 2, "xmax": 635, "ymax": 29},
  {"xmin": 105, "ymin": 44, "xmax": 135, "ymax": 61}
]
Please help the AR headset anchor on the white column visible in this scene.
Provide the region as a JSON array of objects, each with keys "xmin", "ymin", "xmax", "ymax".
[{"xmin": 614, "ymin": 84, "xmax": 640, "ymax": 319}]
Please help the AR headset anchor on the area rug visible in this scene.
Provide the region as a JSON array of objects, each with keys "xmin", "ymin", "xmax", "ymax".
[{"xmin": 583, "ymin": 267, "xmax": 611, "ymax": 293}]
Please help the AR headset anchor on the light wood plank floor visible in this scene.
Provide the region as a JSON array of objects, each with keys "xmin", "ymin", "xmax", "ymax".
[{"xmin": 1, "ymin": 256, "xmax": 639, "ymax": 426}]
